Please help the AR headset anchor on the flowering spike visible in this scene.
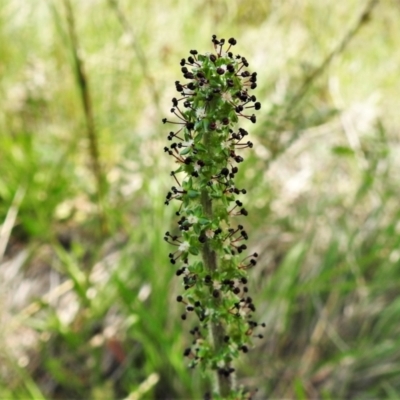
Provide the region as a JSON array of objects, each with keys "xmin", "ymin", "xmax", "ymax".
[{"xmin": 163, "ymin": 35, "xmax": 263, "ymax": 399}]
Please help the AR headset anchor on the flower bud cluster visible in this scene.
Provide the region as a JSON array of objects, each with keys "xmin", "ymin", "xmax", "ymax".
[{"xmin": 163, "ymin": 35, "xmax": 264, "ymax": 384}]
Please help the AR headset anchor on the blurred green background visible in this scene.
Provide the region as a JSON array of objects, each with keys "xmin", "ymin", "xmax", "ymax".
[{"xmin": 1, "ymin": 0, "xmax": 400, "ymax": 398}]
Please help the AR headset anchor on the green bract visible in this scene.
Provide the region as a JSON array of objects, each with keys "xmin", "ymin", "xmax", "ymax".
[{"xmin": 163, "ymin": 35, "xmax": 263, "ymax": 399}]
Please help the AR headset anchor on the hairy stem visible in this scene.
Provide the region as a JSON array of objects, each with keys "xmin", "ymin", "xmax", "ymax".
[
  {"xmin": 201, "ymin": 189, "xmax": 233, "ymax": 396},
  {"xmin": 201, "ymin": 131, "xmax": 234, "ymax": 397}
]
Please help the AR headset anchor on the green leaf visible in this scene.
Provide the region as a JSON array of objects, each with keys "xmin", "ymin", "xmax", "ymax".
[
  {"xmin": 201, "ymin": 119, "xmax": 209, "ymax": 132},
  {"xmin": 188, "ymin": 190, "xmax": 199, "ymax": 198},
  {"xmin": 189, "ymin": 261, "xmax": 203, "ymax": 274},
  {"xmin": 229, "ymin": 111, "xmax": 239, "ymax": 124},
  {"xmin": 195, "ymin": 143, "xmax": 206, "ymax": 152},
  {"xmin": 180, "ymin": 147, "xmax": 191, "ymax": 156},
  {"xmin": 331, "ymin": 146, "xmax": 355, "ymax": 156},
  {"xmin": 189, "ymin": 246, "xmax": 199, "ymax": 256}
]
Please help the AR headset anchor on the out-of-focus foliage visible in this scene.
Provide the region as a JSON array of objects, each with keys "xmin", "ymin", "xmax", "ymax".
[{"xmin": 1, "ymin": 0, "xmax": 400, "ymax": 398}]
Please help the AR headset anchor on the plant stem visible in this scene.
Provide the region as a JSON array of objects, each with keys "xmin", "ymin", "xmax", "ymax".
[
  {"xmin": 201, "ymin": 189, "xmax": 233, "ymax": 397},
  {"xmin": 200, "ymin": 130, "xmax": 234, "ymax": 397},
  {"xmin": 63, "ymin": 0, "xmax": 108, "ymax": 237}
]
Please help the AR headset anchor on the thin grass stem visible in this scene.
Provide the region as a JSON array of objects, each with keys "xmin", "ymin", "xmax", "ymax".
[{"xmin": 62, "ymin": 0, "xmax": 108, "ymax": 236}]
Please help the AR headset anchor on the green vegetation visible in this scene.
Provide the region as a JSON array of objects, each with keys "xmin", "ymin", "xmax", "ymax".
[
  {"xmin": 1, "ymin": 0, "xmax": 400, "ymax": 398},
  {"xmin": 163, "ymin": 36, "xmax": 262, "ymax": 398}
]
